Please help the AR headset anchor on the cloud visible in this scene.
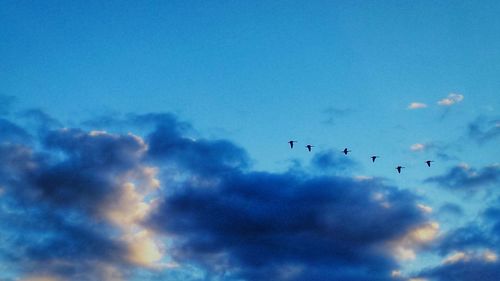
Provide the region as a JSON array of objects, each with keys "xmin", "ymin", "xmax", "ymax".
[
  {"xmin": 416, "ymin": 256, "xmax": 500, "ymax": 281},
  {"xmin": 412, "ymin": 226, "xmax": 500, "ymax": 281},
  {"xmin": 310, "ymin": 149, "xmax": 359, "ymax": 173},
  {"xmin": 437, "ymin": 93, "xmax": 464, "ymax": 106},
  {"xmin": 425, "ymin": 164, "xmax": 500, "ymax": 192},
  {"xmin": 412, "ymin": 196, "xmax": 500, "ymax": 281},
  {"xmin": 438, "ymin": 202, "xmax": 463, "ymax": 217},
  {"xmin": 322, "ymin": 107, "xmax": 352, "ymax": 125},
  {"xmin": 0, "ymin": 114, "xmax": 170, "ymax": 279},
  {"xmin": 19, "ymin": 109, "xmax": 62, "ymax": 129},
  {"xmin": 408, "ymin": 141, "xmax": 458, "ymax": 161},
  {"xmin": 0, "ymin": 118, "xmax": 32, "ymax": 143},
  {"xmin": 467, "ymin": 116, "xmax": 500, "ymax": 144},
  {"xmin": 434, "ymin": 224, "xmax": 495, "ymax": 256},
  {"xmin": 391, "ymin": 222, "xmax": 439, "ymax": 261},
  {"xmin": 410, "ymin": 143, "xmax": 426, "ymax": 151},
  {"xmin": 408, "ymin": 102, "xmax": 428, "ymax": 110},
  {"xmin": 0, "ymin": 111, "xmax": 438, "ymax": 281},
  {"xmin": 147, "ymin": 170, "xmax": 426, "ymax": 280},
  {"xmin": 146, "ymin": 126, "xmax": 249, "ymax": 177}
]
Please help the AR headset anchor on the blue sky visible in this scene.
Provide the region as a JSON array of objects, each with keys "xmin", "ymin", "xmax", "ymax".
[{"xmin": 1, "ymin": 1, "xmax": 499, "ymax": 281}]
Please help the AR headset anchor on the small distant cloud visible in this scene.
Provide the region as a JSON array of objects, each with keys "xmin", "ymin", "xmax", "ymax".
[
  {"xmin": 410, "ymin": 143, "xmax": 426, "ymax": 151},
  {"xmin": 408, "ymin": 102, "xmax": 428, "ymax": 110},
  {"xmin": 417, "ymin": 204, "xmax": 433, "ymax": 214},
  {"xmin": 438, "ymin": 93, "xmax": 464, "ymax": 106}
]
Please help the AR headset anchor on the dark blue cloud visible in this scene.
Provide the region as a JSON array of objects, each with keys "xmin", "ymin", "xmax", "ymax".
[
  {"xmin": 434, "ymin": 224, "xmax": 495, "ymax": 256},
  {"xmin": 0, "ymin": 119, "xmax": 151, "ymax": 279},
  {"xmin": 0, "ymin": 176, "xmax": 129, "ymax": 280},
  {"xmin": 0, "ymin": 118, "xmax": 32, "ymax": 143},
  {"xmin": 483, "ymin": 200, "xmax": 500, "ymax": 239},
  {"xmin": 148, "ymin": 169, "xmax": 424, "ymax": 280},
  {"xmin": 0, "ymin": 111, "xmax": 460, "ymax": 281},
  {"xmin": 418, "ymin": 259, "xmax": 500, "ymax": 281},
  {"xmin": 145, "ymin": 122, "xmax": 249, "ymax": 176}
]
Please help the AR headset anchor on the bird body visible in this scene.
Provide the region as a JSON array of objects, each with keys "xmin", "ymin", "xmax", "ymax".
[
  {"xmin": 343, "ymin": 148, "xmax": 351, "ymax": 155},
  {"xmin": 288, "ymin": 140, "xmax": 297, "ymax": 149},
  {"xmin": 371, "ymin": 156, "xmax": 379, "ymax": 162},
  {"xmin": 306, "ymin": 144, "xmax": 314, "ymax": 152},
  {"xmin": 396, "ymin": 166, "xmax": 405, "ymax": 173},
  {"xmin": 425, "ymin": 160, "xmax": 434, "ymax": 167}
]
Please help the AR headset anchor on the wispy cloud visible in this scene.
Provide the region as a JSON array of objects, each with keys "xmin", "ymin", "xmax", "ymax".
[
  {"xmin": 437, "ymin": 93, "xmax": 464, "ymax": 106},
  {"xmin": 467, "ymin": 116, "xmax": 500, "ymax": 145},
  {"xmin": 408, "ymin": 141, "xmax": 459, "ymax": 161},
  {"xmin": 408, "ymin": 102, "xmax": 428, "ymax": 110},
  {"xmin": 322, "ymin": 106, "xmax": 352, "ymax": 125},
  {"xmin": 425, "ymin": 163, "xmax": 500, "ymax": 192},
  {"xmin": 310, "ymin": 149, "xmax": 359, "ymax": 173}
]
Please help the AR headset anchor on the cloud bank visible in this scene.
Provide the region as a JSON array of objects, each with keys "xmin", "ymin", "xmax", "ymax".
[{"xmin": 0, "ymin": 110, "xmax": 498, "ymax": 281}]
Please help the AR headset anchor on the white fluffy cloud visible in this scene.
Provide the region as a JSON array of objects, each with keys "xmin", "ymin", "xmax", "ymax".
[
  {"xmin": 438, "ymin": 93, "xmax": 464, "ymax": 106},
  {"xmin": 410, "ymin": 143, "xmax": 425, "ymax": 151},
  {"xmin": 408, "ymin": 102, "xmax": 428, "ymax": 109}
]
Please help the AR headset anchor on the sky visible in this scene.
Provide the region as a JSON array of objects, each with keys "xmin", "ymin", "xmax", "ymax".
[{"xmin": 0, "ymin": 1, "xmax": 499, "ymax": 280}]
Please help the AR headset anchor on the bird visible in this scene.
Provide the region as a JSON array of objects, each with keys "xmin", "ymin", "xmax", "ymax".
[
  {"xmin": 396, "ymin": 166, "xmax": 405, "ymax": 173},
  {"xmin": 288, "ymin": 140, "xmax": 297, "ymax": 149},
  {"xmin": 425, "ymin": 160, "xmax": 434, "ymax": 167},
  {"xmin": 343, "ymin": 148, "xmax": 351, "ymax": 155},
  {"xmin": 371, "ymin": 156, "xmax": 379, "ymax": 162},
  {"xmin": 306, "ymin": 144, "xmax": 314, "ymax": 152}
]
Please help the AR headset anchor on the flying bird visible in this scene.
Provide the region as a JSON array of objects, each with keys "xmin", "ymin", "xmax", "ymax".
[
  {"xmin": 371, "ymin": 156, "xmax": 379, "ymax": 162},
  {"xmin": 306, "ymin": 144, "xmax": 314, "ymax": 152},
  {"xmin": 288, "ymin": 140, "xmax": 297, "ymax": 149},
  {"xmin": 425, "ymin": 160, "xmax": 434, "ymax": 167},
  {"xmin": 396, "ymin": 166, "xmax": 405, "ymax": 173},
  {"xmin": 343, "ymin": 148, "xmax": 351, "ymax": 155}
]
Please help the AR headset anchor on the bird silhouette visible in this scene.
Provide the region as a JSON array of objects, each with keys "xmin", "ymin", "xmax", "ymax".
[
  {"xmin": 425, "ymin": 160, "xmax": 434, "ymax": 167},
  {"xmin": 343, "ymin": 148, "xmax": 351, "ymax": 155},
  {"xmin": 396, "ymin": 166, "xmax": 405, "ymax": 173},
  {"xmin": 306, "ymin": 144, "xmax": 314, "ymax": 152},
  {"xmin": 371, "ymin": 156, "xmax": 379, "ymax": 162},
  {"xmin": 288, "ymin": 140, "xmax": 297, "ymax": 149}
]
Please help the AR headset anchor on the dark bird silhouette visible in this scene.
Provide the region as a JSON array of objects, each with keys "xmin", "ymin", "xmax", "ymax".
[
  {"xmin": 396, "ymin": 166, "xmax": 405, "ymax": 173},
  {"xmin": 343, "ymin": 148, "xmax": 351, "ymax": 155},
  {"xmin": 306, "ymin": 144, "xmax": 314, "ymax": 152},
  {"xmin": 371, "ymin": 156, "xmax": 379, "ymax": 162},
  {"xmin": 288, "ymin": 140, "xmax": 297, "ymax": 149},
  {"xmin": 425, "ymin": 160, "xmax": 434, "ymax": 167}
]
